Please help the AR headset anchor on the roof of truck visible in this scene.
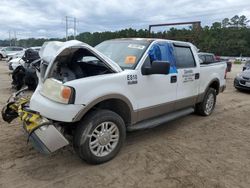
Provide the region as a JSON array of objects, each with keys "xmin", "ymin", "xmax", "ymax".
[
  {"xmin": 104, "ymin": 38, "xmax": 194, "ymax": 47},
  {"xmin": 198, "ymin": 52, "xmax": 215, "ymax": 56}
]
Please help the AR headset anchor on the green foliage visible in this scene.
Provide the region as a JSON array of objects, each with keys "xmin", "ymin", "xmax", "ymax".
[
  {"xmin": 234, "ymin": 60, "xmax": 242, "ymax": 64},
  {"xmin": 0, "ymin": 15, "xmax": 249, "ymax": 56}
]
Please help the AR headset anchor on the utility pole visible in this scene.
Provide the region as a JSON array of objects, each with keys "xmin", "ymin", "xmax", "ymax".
[
  {"xmin": 9, "ymin": 30, "xmax": 11, "ymax": 46},
  {"xmin": 66, "ymin": 16, "xmax": 68, "ymax": 41},
  {"xmin": 74, "ymin": 17, "xmax": 76, "ymax": 39},
  {"xmin": 14, "ymin": 30, "xmax": 16, "ymax": 46},
  {"xmin": 65, "ymin": 16, "xmax": 77, "ymax": 41}
]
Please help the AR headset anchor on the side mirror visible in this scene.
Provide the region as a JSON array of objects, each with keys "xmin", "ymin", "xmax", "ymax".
[{"xmin": 142, "ymin": 61, "xmax": 170, "ymax": 75}]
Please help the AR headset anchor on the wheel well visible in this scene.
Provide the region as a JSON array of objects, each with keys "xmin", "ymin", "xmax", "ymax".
[
  {"xmin": 92, "ymin": 99, "xmax": 131, "ymax": 126},
  {"xmin": 209, "ymin": 80, "xmax": 220, "ymax": 94}
]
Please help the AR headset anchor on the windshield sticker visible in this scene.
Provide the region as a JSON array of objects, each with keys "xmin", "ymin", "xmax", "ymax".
[
  {"xmin": 125, "ymin": 56, "xmax": 136, "ymax": 64},
  {"xmin": 128, "ymin": 44, "xmax": 145, "ymax": 50}
]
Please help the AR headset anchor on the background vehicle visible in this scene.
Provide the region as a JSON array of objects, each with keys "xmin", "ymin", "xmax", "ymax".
[
  {"xmin": 243, "ymin": 60, "xmax": 250, "ymax": 71},
  {"xmin": 30, "ymin": 46, "xmax": 41, "ymax": 52},
  {"xmin": 0, "ymin": 46, "xmax": 25, "ymax": 60},
  {"xmin": 11, "ymin": 48, "xmax": 40, "ymax": 90},
  {"xmin": 235, "ymin": 57, "xmax": 248, "ymax": 63},
  {"xmin": 8, "ymin": 58, "xmax": 25, "ymax": 71},
  {"xmin": 8, "ymin": 47, "xmax": 41, "ymax": 71},
  {"xmin": 2, "ymin": 39, "xmax": 227, "ymax": 164},
  {"xmin": 234, "ymin": 69, "xmax": 250, "ymax": 91},
  {"xmin": 8, "ymin": 47, "xmax": 41, "ymax": 62},
  {"xmin": 198, "ymin": 52, "xmax": 232, "ymax": 72},
  {"xmin": 198, "ymin": 52, "xmax": 217, "ymax": 64}
]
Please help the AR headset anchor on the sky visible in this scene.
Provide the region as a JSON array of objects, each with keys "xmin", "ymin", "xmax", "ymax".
[{"xmin": 0, "ymin": 0, "xmax": 249, "ymax": 40}]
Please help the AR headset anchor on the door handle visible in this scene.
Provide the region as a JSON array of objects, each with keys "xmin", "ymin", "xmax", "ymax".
[
  {"xmin": 171, "ymin": 75, "xmax": 177, "ymax": 83},
  {"xmin": 195, "ymin": 73, "xmax": 200, "ymax": 80}
]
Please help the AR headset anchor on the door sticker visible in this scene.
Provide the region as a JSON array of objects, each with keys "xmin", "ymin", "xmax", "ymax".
[{"xmin": 182, "ymin": 69, "xmax": 195, "ymax": 83}]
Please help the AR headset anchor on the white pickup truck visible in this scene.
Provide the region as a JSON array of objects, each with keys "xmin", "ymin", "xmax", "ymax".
[{"xmin": 2, "ymin": 38, "xmax": 227, "ymax": 164}]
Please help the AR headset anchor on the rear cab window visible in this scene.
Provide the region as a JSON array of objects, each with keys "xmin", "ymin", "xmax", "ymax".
[
  {"xmin": 198, "ymin": 54, "xmax": 206, "ymax": 63},
  {"xmin": 205, "ymin": 55, "xmax": 215, "ymax": 63}
]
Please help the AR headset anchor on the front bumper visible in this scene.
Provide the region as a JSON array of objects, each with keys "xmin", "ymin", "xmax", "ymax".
[
  {"xmin": 30, "ymin": 88, "xmax": 84, "ymax": 122},
  {"xmin": 1, "ymin": 90, "xmax": 69, "ymax": 154},
  {"xmin": 234, "ymin": 78, "xmax": 250, "ymax": 91},
  {"xmin": 25, "ymin": 121, "xmax": 69, "ymax": 154}
]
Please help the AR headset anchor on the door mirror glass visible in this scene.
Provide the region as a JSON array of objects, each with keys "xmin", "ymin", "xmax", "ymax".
[{"xmin": 142, "ymin": 60, "xmax": 170, "ymax": 75}]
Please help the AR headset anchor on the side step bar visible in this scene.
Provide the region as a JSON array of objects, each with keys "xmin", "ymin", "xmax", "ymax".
[{"xmin": 127, "ymin": 107, "xmax": 194, "ymax": 131}]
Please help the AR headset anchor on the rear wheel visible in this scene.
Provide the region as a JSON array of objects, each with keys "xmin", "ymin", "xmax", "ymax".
[
  {"xmin": 196, "ymin": 88, "xmax": 216, "ymax": 116},
  {"xmin": 0, "ymin": 54, "xmax": 3, "ymax": 61},
  {"xmin": 73, "ymin": 109, "xmax": 126, "ymax": 164}
]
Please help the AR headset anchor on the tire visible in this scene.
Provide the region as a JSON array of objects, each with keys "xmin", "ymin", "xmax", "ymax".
[
  {"xmin": 73, "ymin": 109, "xmax": 126, "ymax": 164},
  {"xmin": 0, "ymin": 54, "xmax": 3, "ymax": 61},
  {"xmin": 196, "ymin": 88, "xmax": 216, "ymax": 116}
]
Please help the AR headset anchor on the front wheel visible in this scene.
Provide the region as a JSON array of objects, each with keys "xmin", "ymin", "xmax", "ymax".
[
  {"xmin": 196, "ymin": 88, "xmax": 216, "ymax": 116},
  {"xmin": 73, "ymin": 110, "xmax": 126, "ymax": 164}
]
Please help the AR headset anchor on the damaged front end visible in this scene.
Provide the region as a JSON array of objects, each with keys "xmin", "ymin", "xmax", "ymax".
[
  {"xmin": 2, "ymin": 40, "xmax": 122, "ymax": 155},
  {"xmin": 1, "ymin": 88, "xmax": 69, "ymax": 154}
]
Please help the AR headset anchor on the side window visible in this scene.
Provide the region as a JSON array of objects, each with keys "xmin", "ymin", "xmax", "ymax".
[
  {"xmin": 174, "ymin": 46, "xmax": 196, "ymax": 68},
  {"xmin": 205, "ymin": 55, "xmax": 214, "ymax": 63},
  {"xmin": 198, "ymin": 55, "xmax": 205, "ymax": 63},
  {"xmin": 5, "ymin": 47, "xmax": 12, "ymax": 51}
]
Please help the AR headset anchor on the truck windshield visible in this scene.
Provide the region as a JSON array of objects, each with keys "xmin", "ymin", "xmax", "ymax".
[{"xmin": 95, "ymin": 40, "xmax": 151, "ymax": 69}]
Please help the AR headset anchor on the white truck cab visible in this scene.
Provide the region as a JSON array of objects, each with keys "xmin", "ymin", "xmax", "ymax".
[{"xmin": 2, "ymin": 38, "xmax": 227, "ymax": 164}]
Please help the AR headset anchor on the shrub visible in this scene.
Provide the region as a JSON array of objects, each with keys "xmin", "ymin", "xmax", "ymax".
[{"xmin": 234, "ymin": 60, "xmax": 242, "ymax": 64}]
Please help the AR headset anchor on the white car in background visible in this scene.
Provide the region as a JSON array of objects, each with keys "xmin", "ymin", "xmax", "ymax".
[
  {"xmin": 0, "ymin": 46, "xmax": 25, "ymax": 60},
  {"xmin": 30, "ymin": 46, "xmax": 41, "ymax": 52},
  {"xmin": 8, "ymin": 47, "xmax": 41, "ymax": 71},
  {"xmin": 8, "ymin": 57, "xmax": 25, "ymax": 71},
  {"xmin": 7, "ymin": 51, "xmax": 25, "ymax": 61},
  {"xmin": 8, "ymin": 46, "xmax": 41, "ymax": 61}
]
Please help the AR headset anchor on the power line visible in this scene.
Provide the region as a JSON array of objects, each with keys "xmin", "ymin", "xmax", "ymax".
[{"xmin": 8, "ymin": 30, "xmax": 18, "ymax": 46}]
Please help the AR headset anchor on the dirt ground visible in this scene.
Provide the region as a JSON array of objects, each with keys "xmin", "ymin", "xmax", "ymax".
[{"xmin": 0, "ymin": 61, "xmax": 249, "ymax": 188}]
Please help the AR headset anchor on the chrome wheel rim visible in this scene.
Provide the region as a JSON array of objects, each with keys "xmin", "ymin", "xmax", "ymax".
[
  {"xmin": 89, "ymin": 121, "xmax": 119, "ymax": 157},
  {"xmin": 205, "ymin": 93, "xmax": 214, "ymax": 115}
]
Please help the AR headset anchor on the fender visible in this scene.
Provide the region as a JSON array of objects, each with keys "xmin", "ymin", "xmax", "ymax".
[
  {"xmin": 73, "ymin": 94, "xmax": 137, "ymax": 124},
  {"xmin": 196, "ymin": 78, "xmax": 220, "ymax": 103}
]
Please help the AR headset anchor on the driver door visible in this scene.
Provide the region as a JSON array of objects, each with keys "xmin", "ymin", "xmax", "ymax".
[{"xmin": 134, "ymin": 42, "xmax": 177, "ymax": 122}]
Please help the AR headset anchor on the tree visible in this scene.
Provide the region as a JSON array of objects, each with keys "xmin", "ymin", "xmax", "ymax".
[
  {"xmin": 230, "ymin": 15, "xmax": 240, "ymax": 28},
  {"xmin": 222, "ymin": 18, "xmax": 229, "ymax": 28},
  {"xmin": 239, "ymin": 15, "xmax": 249, "ymax": 27},
  {"xmin": 211, "ymin": 22, "xmax": 222, "ymax": 29},
  {"xmin": 0, "ymin": 15, "xmax": 250, "ymax": 56}
]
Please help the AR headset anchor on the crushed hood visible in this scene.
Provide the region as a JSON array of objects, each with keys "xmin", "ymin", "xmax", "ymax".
[
  {"xmin": 39, "ymin": 40, "xmax": 83, "ymax": 63},
  {"xmin": 40, "ymin": 40, "xmax": 122, "ymax": 75}
]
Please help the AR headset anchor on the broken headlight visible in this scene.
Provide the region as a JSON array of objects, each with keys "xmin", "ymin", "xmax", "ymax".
[{"xmin": 40, "ymin": 78, "xmax": 75, "ymax": 104}]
